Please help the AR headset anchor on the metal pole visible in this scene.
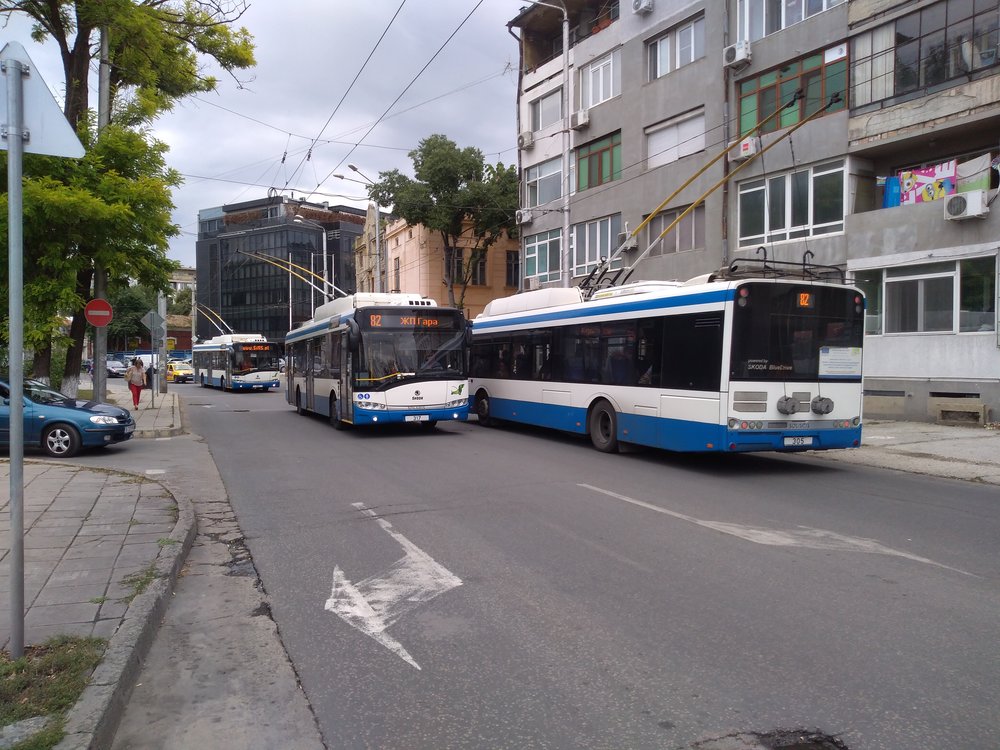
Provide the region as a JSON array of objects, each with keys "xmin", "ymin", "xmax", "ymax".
[
  {"xmin": 373, "ymin": 205, "xmax": 382, "ymax": 293},
  {"xmin": 93, "ymin": 27, "xmax": 111, "ymax": 403},
  {"xmin": 559, "ymin": 7, "xmax": 570, "ymax": 288},
  {"xmin": 158, "ymin": 292, "xmax": 167, "ymax": 395},
  {"xmin": 5, "ymin": 54, "xmax": 26, "ymax": 659}
]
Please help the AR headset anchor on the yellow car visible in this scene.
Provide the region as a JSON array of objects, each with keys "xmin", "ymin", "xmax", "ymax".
[{"xmin": 165, "ymin": 361, "xmax": 194, "ymax": 383}]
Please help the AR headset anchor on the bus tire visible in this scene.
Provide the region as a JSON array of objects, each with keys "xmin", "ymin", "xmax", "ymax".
[
  {"xmin": 200, "ymin": 375, "xmax": 206, "ymax": 387},
  {"xmin": 220, "ymin": 377, "xmax": 226, "ymax": 391},
  {"xmin": 474, "ymin": 390, "xmax": 493, "ymax": 427},
  {"xmin": 421, "ymin": 420, "xmax": 438, "ymax": 430},
  {"xmin": 295, "ymin": 387, "xmax": 306, "ymax": 415},
  {"xmin": 588, "ymin": 400, "xmax": 619, "ymax": 453}
]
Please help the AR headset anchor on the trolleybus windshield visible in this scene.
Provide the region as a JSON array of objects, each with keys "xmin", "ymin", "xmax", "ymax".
[
  {"xmin": 233, "ymin": 342, "xmax": 283, "ymax": 373},
  {"xmin": 355, "ymin": 308, "xmax": 467, "ymax": 387}
]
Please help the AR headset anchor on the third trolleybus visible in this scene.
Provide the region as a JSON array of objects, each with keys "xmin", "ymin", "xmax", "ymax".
[
  {"xmin": 285, "ymin": 292, "xmax": 470, "ymax": 429},
  {"xmin": 192, "ymin": 334, "xmax": 283, "ymax": 391},
  {"xmin": 470, "ymin": 258, "xmax": 865, "ymax": 453}
]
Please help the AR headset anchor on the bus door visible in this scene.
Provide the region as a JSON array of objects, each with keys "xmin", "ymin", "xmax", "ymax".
[
  {"xmin": 306, "ymin": 340, "xmax": 317, "ymax": 409},
  {"xmin": 338, "ymin": 331, "xmax": 353, "ymax": 421}
]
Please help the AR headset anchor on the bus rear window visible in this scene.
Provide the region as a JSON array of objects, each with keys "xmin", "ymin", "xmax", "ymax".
[{"xmin": 730, "ymin": 283, "xmax": 863, "ymax": 382}]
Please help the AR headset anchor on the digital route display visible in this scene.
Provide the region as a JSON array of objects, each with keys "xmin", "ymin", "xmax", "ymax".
[{"xmin": 362, "ymin": 311, "xmax": 462, "ymax": 330}]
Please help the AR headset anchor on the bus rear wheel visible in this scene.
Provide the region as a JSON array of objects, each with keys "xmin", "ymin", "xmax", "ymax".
[
  {"xmin": 474, "ymin": 391, "xmax": 493, "ymax": 427},
  {"xmin": 589, "ymin": 400, "xmax": 619, "ymax": 453},
  {"xmin": 295, "ymin": 388, "xmax": 305, "ymax": 415},
  {"xmin": 330, "ymin": 396, "xmax": 347, "ymax": 430}
]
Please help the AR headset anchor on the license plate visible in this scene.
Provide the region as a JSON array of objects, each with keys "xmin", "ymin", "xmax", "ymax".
[
  {"xmin": 405, "ymin": 415, "xmax": 429, "ymax": 422},
  {"xmin": 783, "ymin": 436, "xmax": 813, "ymax": 447}
]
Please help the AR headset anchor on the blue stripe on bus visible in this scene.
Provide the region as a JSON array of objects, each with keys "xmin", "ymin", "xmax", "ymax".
[
  {"xmin": 351, "ymin": 405, "xmax": 470, "ymax": 426},
  {"xmin": 285, "ymin": 314, "xmax": 351, "ymax": 343},
  {"xmin": 472, "ymin": 288, "xmax": 734, "ymax": 330},
  {"xmin": 489, "ymin": 396, "xmax": 861, "ymax": 453}
]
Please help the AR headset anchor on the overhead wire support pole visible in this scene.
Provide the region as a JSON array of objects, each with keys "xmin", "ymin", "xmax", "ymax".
[{"xmin": 579, "ymin": 89, "xmax": 807, "ymax": 296}]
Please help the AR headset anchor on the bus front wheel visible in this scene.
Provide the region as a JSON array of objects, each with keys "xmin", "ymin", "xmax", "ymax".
[
  {"xmin": 475, "ymin": 391, "xmax": 493, "ymax": 427},
  {"xmin": 589, "ymin": 400, "xmax": 619, "ymax": 453},
  {"xmin": 331, "ymin": 395, "xmax": 347, "ymax": 430}
]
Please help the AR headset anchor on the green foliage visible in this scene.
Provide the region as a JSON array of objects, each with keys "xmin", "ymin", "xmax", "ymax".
[
  {"xmin": 107, "ymin": 285, "xmax": 157, "ymax": 351},
  {"xmin": 168, "ymin": 287, "xmax": 193, "ymax": 316},
  {"xmin": 369, "ymin": 135, "xmax": 518, "ymax": 307},
  {"xmin": 0, "ymin": 635, "xmax": 105, "ymax": 732}
]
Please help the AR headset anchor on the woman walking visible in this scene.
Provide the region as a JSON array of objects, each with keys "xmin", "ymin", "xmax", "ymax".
[{"xmin": 124, "ymin": 358, "xmax": 145, "ymax": 409}]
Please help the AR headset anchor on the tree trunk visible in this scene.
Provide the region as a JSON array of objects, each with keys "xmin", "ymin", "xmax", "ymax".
[
  {"xmin": 61, "ymin": 268, "xmax": 93, "ymax": 397},
  {"xmin": 31, "ymin": 346, "xmax": 52, "ymax": 385}
]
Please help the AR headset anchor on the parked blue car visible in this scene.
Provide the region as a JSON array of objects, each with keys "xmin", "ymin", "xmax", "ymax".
[{"xmin": 0, "ymin": 376, "xmax": 135, "ymax": 458}]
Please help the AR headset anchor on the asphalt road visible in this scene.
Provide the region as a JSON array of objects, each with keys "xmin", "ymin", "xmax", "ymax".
[{"xmin": 184, "ymin": 385, "xmax": 1000, "ymax": 750}]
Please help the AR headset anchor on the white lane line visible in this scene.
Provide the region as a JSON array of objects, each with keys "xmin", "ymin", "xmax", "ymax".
[
  {"xmin": 578, "ymin": 483, "xmax": 974, "ymax": 576},
  {"xmin": 324, "ymin": 502, "xmax": 463, "ymax": 670}
]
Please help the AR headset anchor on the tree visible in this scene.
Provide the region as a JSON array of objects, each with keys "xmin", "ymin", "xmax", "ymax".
[
  {"xmin": 169, "ymin": 287, "xmax": 193, "ymax": 316},
  {"xmin": 0, "ymin": 0, "xmax": 255, "ymax": 394},
  {"xmin": 368, "ymin": 134, "xmax": 518, "ymax": 309}
]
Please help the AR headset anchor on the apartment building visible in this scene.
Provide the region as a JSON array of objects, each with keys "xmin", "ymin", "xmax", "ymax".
[{"xmin": 508, "ymin": 0, "xmax": 999, "ymax": 422}]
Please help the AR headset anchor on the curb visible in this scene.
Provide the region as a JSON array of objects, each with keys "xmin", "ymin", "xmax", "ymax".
[{"xmin": 53, "ymin": 476, "xmax": 198, "ymax": 750}]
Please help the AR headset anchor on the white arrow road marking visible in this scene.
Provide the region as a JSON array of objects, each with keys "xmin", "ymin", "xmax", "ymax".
[
  {"xmin": 325, "ymin": 502, "xmax": 463, "ymax": 670},
  {"xmin": 579, "ymin": 483, "xmax": 974, "ymax": 577}
]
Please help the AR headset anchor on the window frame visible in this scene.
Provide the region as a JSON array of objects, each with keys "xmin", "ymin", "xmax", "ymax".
[
  {"xmin": 530, "ymin": 89, "xmax": 563, "ymax": 131},
  {"xmin": 646, "ymin": 109, "xmax": 706, "ymax": 169},
  {"xmin": 738, "ymin": 0, "xmax": 846, "ymax": 42},
  {"xmin": 525, "ymin": 157, "xmax": 563, "ymax": 208},
  {"xmin": 647, "ymin": 14, "xmax": 705, "ymax": 81},
  {"xmin": 571, "ymin": 213, "xmax": 622, "ymax": 277},
  {"xmin": 524, "ymin": 229, "xmax": 562, "ymax": 283},
  {"xmin": 580, "ymin": 49, "xmax": 621, "ymax": 109},
  {"xmin": 737, "ymin": 160, "xmax": 847, "ymax": 248},
  {"xmin": 644, "ymin": 204, "xmax": 706, "ymax": 256},
  {"xmin": 576, "ymin": 131, "xmax": 622, "ymax": 192}
]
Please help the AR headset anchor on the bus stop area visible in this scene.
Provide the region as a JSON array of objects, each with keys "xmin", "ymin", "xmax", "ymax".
[{"xmin": 2, "ymin": 397, "xmax": 1000, "ymax": 748}]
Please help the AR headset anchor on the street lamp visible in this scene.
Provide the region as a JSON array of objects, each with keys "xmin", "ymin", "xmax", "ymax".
[
  {"xmin": 293, "ymin": 213, "xmax": 329, "ymax": 315},
  {"xmin": 335, "ymin": 166, "xmax": 384, "ymax": 293}
]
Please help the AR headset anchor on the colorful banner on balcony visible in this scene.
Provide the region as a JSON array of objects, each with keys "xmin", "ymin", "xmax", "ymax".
[{"xmin": 898, "ymin": 160, "xmax": 956, "ymax": 204}]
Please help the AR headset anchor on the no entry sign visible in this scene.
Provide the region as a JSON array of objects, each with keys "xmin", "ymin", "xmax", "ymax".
[{"xmin": 84, "ymin": 298, "xmax": 114, "ymax": 327}]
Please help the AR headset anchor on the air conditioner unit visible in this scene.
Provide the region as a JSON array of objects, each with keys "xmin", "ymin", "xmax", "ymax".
[
  {"xmin": 516, "ymin": 208, "xmax": 534, "ymax": 225},
  {"xmin": 632, "ymin": 0, "xmax": 654, "ymax": 14},
  {"xmin": 943, "ymin": 190, "xmax": 990, "ymax": 220},
  {"xmin": 616, "ymin": 231, "xmax": 637, "ymax": 250},
  {"xmin": 517, "ymin": 131, "xmax": 534, "ymax": 150},
  {"xmin": 570, "ymin": 109, "xmax": 590, "ymax": 130},
  {"xmin": 729, "ymin": 135, "xmax": 760, "ymax": 162},
  {"xmin": 723, "ymin": 40, "xmax": 752, "ymax": 68},
  {"xmin": 523, "ymin": 276, "xmax": 539, "ymax": 291}
]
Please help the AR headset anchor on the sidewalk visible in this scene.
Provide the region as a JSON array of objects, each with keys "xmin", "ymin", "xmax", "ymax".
[
  {"xmin": 3, "ymin": 394, "xmax": 1000, "ymax": 748},
  {"xmin": 1, "ymin": 378, "xmax": 194, "ymax": 749}
]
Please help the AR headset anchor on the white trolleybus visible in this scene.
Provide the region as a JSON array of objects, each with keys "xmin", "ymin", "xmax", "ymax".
[
  {"xmin": 470, "ymin": 258, "xmax": 865, "ymax": 454},
  {"xmin": 192, "ymin": 334, "xmax": 283, "ymax": 391},
  {"xmin": 285, "ymin": 293, "xmax": 471, "ymax": 429}
]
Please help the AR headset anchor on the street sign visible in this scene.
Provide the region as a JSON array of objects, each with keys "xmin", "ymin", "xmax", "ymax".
[
  {"xmin": 0, "ymin": 42, "xmax": 85, "ymax": 158},
  {"xmin": 83, "ymin": 298, "xmax": 113, "ymax": 327},
  {"xmin": 141, "ymin": 310, "xmax": 165, "ymax": 331}
]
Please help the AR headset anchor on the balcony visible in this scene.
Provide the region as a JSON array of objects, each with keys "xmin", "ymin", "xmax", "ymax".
[{"xmin": 508, "ymin": 0, "xmax": 619, "ymax": 73}]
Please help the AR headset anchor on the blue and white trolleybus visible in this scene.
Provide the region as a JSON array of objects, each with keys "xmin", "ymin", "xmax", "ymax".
[
  {"xmin": 285, "ymin": 293, "xmax": 470, "ymax": 429},
  {"xmin": 192, "ymin": 334, "xmax": 282, "ymax": 391},
  {"xmin": 470, "ymin": 258, "xmax": 865, "ymax": 453}
]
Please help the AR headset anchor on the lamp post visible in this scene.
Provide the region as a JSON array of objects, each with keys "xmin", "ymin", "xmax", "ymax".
[
  {"xmin": 293, "ymin": 213, "xmax": 329, "ymax": 315},
  {"xmin": 336, "ymin": 165, "xmax": 383, "ymax": 293}
]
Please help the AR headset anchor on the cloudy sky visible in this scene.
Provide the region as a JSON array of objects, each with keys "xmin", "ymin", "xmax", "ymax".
[{"xmin": 3, "ymin": 0, "xmax": 524, "ymax": 267}]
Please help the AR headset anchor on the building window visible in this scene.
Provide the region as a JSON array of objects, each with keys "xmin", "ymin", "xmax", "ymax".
[
  {"xmin": 577, "ymin": 131, "xmax": 622, "ymax": 192},
  {"xmin": 738, "ymin": 0, "xmax": 845, "ymax": 42},
  {"xmin": 739, "ymin": 48, "xmax": 847, "ymax": 136},
  {"xmin": 863, "ymin": 257, "xmax": 996, "ymax": 335},
  {"xmin": 506, "ymin": 250, "xmax": 520, "ymax": 287},
  {"xmin": 580, "ymin": 49, "xmax": 621, "ymax": 109},
  {"xmin": 393, "ymin": 257, "xmax": 400, "ymax": 292},
  {"xmin": 737, "ymin": 160, "xmax": 845, "ymax": 247},
  {"xmin": 646, "ymin": 110, "xmax": 705, "ymax": 169},
  {"xmin": 530, "ymin": 89, "xmax": 562, "ymax": 131},
  {"xmin": 445, "ymin": 247, "xmax": 463, "ymax": 282},
  {"xmin": 645, "ymin": 204, "xmax": 706, "ymax": 255},
  {"xmin": 647, "ymin": 15, "xmax": 705, "ymax": 81},
  {"xmin": 524, "ymin": 229, "xmax": 561, "ymax": 283},
  {"xmin": 525, "ymin": 157, "xmax": 562, "ymax": 207},
  {"xmin": 469, "ymin": 251, "xmax": 487, "ymax": 286},
  {"xmin": 572, "ymin": 214, "xmax": 622, "ymax": 277},
  {"xmin": 851, "ymin": 0, "xmax": 1000, "ymax": 108}
]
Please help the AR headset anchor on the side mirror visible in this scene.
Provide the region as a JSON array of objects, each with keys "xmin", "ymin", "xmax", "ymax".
[
  {"xmin": 2, "ymin": 398, "xmax": 9, "ymax": 406},
  {"xmin": 465, "ymin": 322, "xmax": 473, "ymax": 346},
  {"xmin": 346, "ymin": 319, "xmax": 361, "ymax": 351}
]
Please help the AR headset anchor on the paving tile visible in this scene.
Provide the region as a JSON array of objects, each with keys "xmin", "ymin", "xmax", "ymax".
[
  {"xmin": 48, "ymin": 568, "xmax": 112, "ymax": 587},
  {"xmin": 91, "ymin": 618, "xmax": 120, "ymax": 640},
  {"xmin": 53, "ymin": 555, "xmax": 117, "ymax": 572},
  {"xmin": 24, "ymin": 622, "xmax": 95, "ymax": 646},
  {"xmin": 78, "ymin": 524, "xmax": 133, "ymax": 536},
  {"xmin": 33, "ymin": 583, "xmax": 108, "ymax": 606},
  {"xmin": 24, "ymin": 602, "xmax": 99, "ymax": 626},
  {"xmin": 64, "ymin": 540, "xmax": 125, "ymax": 559},
  {"xmin": 23, "ymin": 532, "xmax": 77, "ymax": 549}
]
